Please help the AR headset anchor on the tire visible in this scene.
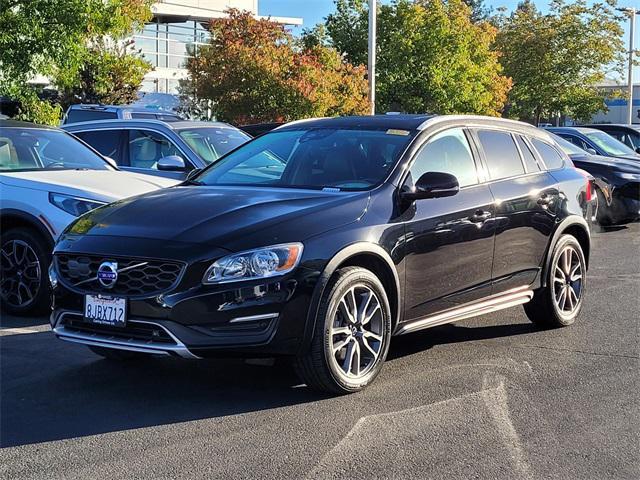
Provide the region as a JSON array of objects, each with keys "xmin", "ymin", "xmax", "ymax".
[
  {"xmin": 524, "ymin": 234, "xmax": 586, "ymax": 328},
  {"xmin": 594, "ymin": 187, "xmax": 612, "ymax": 226},
  {"xmin": 294, "ymin": 266, "xmax": 392, "ymax": 394},
  {"xmin": 0, "ymin": 228, "xmax": 52, "ymax": 315},
  {"xmin": 88, "ymin": 346, "xmax": 152, "ymax": 360}
]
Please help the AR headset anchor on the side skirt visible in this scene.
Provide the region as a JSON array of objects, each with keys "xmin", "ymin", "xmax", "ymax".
[{"xmin": 395, "ymin": 286, "xmax": 534, "ymax": 336}]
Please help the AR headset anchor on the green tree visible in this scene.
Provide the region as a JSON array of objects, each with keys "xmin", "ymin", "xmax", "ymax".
[
  {"xmin": 0, "ymin": 0, "xmax": 152, "ymax": 124},
  {"xmin": 56, "ymin": 40, "xmax": 152, "ymax": 109},
  {"xmin": 494, "ymin": 0, "xmax": 625, "ymax": 124},
  {"xmin": 180, "ymin": 9, "xmax": 369, "ymax": 124},
  {"xmin": 316, "ymin": 0, "xmax": 511, "ymax": 115}
]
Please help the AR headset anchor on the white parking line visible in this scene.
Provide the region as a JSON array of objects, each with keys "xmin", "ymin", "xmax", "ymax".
[{"xmin": 0, "ymin": 325, "xmax": 50, "ymax": 336}]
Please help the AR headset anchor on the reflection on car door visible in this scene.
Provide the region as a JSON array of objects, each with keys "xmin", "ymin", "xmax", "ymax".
[
  {"xmin": 400, "ymin": 128, "xmax": 496, "ymax": 321},
  {"xmin": 473, "ymin": 130, "xmax": 558, "ymax": 293}
]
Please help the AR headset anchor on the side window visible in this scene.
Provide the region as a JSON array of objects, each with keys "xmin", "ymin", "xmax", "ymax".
[
  {"xmin": 128, "ymin": 130, "xmax": 182, "ymax": 169},
  {"xmin": 65, "ymin": 109, "xmax": 117, "ymax": 123},
  {"xmin": 409, "ymin": 128, "xmax": 478, "ymax": 188},
  {"xmin": 74, "ymin": 130, "xmax": 124, "ymax": 163},
  {"xmin": 476, "ymin": 130, "xmax": 525, "ymax": 180},
  {"xmin": 531, "ymin": 138, "xmax": 565, "ymax": 170},
  {"xmin": 559, "ymin": 134, "xmax": 588, "ymax": 151},
  {"xmin": 515, "ymin": 135, "xmax": 540, "ymax": 172}
]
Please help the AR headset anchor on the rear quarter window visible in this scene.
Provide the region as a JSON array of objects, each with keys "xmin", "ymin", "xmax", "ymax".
[{"xmin": 531, "ymin": 138, "xmax": 565, "ymax": 170}]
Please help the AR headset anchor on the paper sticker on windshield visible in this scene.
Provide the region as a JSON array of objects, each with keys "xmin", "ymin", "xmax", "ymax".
[{"xmin": 386, "ymin": 129, "xmax": 410, "ymax": 136}]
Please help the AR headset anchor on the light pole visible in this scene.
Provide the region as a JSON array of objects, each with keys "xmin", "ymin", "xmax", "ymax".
[
  {"xmin": 618, "ymin": 7, "xmax": 637, "ymax": 124},
  {"xmin": 368, "ymin": 0, "xmax": 376, "ymax": 115}
]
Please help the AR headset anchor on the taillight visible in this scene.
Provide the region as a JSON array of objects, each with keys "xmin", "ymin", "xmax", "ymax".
[
  {"xmin": 574, "ymin": 168, "xmax": 593, "ymax": 202},
  {"xmin": 585, "ymin": 179, "xmax": 593, "ymax": 202}
]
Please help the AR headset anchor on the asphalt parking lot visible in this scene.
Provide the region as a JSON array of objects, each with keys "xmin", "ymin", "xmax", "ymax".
[{"xmin": 1, "ymin": 223, "xmax": 639, "ymax": 480}]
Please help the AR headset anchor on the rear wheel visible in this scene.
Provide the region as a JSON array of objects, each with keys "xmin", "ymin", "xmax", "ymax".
[
  {"xmin": 524, "ymin": 234, "xmax": 586, "ymax": 327},
  {"xmin": 0, "ymin": 228, "xmax": 51, "ymax": 315},
  {"xmin": 295, "ymin": 267, "xmax": 392, "ymax": 393}
]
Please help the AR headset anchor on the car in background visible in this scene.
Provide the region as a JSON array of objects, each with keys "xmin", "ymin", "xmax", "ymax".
[
  {"xmin": 62, "ymin": 104, "xmax": 183, "ymax": 125},
  {"xmin": 239, "ymin": 122, "xmax": 284, "ymax": 137},
  {"xmin": 0, "ymin": 120, "xmax": 178, "ymax": 315},
  {"xmin": 583, "ymin": 124, "xmax": 640, "ymax": 154},
  {"xmin": 64, "ymin": 119, "xmax": 251, "ymax": 180},
  {"xmin": 551, "ymin": 133, "xmax": 640, "ymax": 225},
  {"xmin": 51, "ymin": 114, "xmax": 593, "ymax": 393},
  {"xmin": 547, "ymin": 127, "xmax": 640, "ymax": 162}
]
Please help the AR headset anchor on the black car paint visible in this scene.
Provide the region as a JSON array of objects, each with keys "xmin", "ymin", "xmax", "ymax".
[
  {"xmin": 52, "ymin": 115, "xmax": 592, "ymax": 358},
  {"xmin": 569, "ymin": 152, "xmax": 640, "ymax": 224}
]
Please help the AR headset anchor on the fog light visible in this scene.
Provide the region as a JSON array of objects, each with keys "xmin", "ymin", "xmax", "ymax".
[{"xmin": 48, "ymin": 264, "xmax": 58, "ymax": 289}]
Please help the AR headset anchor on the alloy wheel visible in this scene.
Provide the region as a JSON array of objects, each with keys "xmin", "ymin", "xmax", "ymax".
[
  {"xmin": 0, "ymin": 239, "xmax": 41, "ymax": 308},
  {"xmin": 330, "ymin": 284, "xmax": 384, "ymax": 378},
  {"xmin": 552, "ymin": 245, "xmax": 583, "ymax": 314}
]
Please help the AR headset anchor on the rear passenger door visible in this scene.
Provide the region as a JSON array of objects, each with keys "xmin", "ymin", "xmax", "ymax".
[
  {"xmin": 472, "ymin": 129, "xmax": 559, "ymax": 293},
  {"xmin": 73, "ymin": 129, "xmax": 126, "ymax": 166}
]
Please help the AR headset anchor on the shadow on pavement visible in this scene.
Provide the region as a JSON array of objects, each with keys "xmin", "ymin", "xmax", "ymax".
[
  {"xmin": 1, "ymin": 320, "xmax": 539, "ymax": 448},
  {"xmin": 0, "ymin": 310, "xmax": 50, "ymax": 329}
]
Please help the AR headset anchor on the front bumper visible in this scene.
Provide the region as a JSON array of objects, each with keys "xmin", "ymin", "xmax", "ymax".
[{"xmin": 51, "ymin": 266, "xmax": 321, "ymax": 358}]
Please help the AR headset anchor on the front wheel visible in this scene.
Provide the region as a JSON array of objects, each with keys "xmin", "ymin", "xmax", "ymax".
[
  {"xmin": 524, "ymin": 234, "xmax": 586, "ymax": 327},
  {"xmin": 295, "ymin": 267, "xmax": 392, "ymax": 394}
]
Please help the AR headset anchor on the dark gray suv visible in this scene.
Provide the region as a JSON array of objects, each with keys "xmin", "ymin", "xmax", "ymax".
[{"xmin": 64, "ymin": 119, "xmax": 251, "ymax": 179}]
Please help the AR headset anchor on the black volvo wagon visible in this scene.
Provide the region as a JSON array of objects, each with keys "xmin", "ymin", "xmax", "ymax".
[{"xmin": 50, "ymin": 115, "xmax": 593, "ymax": 393}]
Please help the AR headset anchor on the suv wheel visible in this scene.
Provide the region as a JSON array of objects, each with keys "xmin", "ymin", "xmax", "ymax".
[
  {"xmin": 0, "ymin": 228, "xmax": 51, "ymax": 315},
  {"xmin": 295, "ymin": 266, "xmax": 392, "ymax": 393},
  {"xmin": 524, "ymin": 234, "xmax": 586, "ymax": 327}
]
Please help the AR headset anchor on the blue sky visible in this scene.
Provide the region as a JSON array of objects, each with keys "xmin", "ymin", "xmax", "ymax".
[{"xmin": 260, "ymin": 0, "xmax": 638, "ymax": 82}]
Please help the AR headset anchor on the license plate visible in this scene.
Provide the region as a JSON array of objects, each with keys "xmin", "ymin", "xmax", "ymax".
[{"xmin": 84, "ymin": 295, "xmax": 127, "ymax": 327}]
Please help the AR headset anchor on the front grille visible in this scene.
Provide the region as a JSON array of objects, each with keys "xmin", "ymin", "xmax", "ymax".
[
  {"xmin": 56, "ymin": 254, "xmax": 184, "ymax": 297},
  {"xmin": 62, "ymin": 315, "xmax": 176, "ymax": 345}
]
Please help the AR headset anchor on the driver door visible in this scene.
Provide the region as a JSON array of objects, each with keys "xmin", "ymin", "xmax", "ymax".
[{"xmin": 401, "ymin": 128, "xmax": 496, "ymax": 321}]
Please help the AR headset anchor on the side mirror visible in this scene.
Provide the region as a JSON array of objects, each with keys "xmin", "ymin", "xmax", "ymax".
[
  {"xmin": 157, "ymin": 155, "xmax": 186, "ymax": 171},
  {"xmin": 185, "ymin": 167, "xmax": 202, "ymax": 181},
  {"xmin": 585, "ymin": 148, "xmax": 597, "ymax": 155},
  {"xmin": 104, "ymin": 156, "xmax": 118, "ymax": 169},
  {"xmin": 402, "ymin": 171, "xmax": 460, "ymax": 201}
]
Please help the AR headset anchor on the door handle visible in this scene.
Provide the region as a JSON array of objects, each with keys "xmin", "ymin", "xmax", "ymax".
[
  {"xmin": 537, "ymin": 194, "xmax": 552, "ymax": 206},
  {"xmin": 469, "ymin": 210, "xmax": 492, "ymax": 222}
]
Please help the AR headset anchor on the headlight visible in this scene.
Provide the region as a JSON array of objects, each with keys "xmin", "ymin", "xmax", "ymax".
[
  {"xmin": 617, "ymin": 172, "xmax": 640, "ymax": 181},
  {"xmin": 49, "ymin": 193, "xmax": 106, "ymax": 216},
  {"xmin": 203, "ymin": 243, "xmax": 303, "ymax": 284}
]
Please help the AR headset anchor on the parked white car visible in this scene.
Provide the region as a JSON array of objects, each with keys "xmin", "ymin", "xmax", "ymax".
[{"xmin": 0, "ymin": 120, "xmax": 178, "ymax": 315}]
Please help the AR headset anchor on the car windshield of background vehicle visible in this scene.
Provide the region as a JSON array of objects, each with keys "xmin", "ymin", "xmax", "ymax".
[
  {"xmin": 585, "ymin": 131, "xmax": 636, "ymax": 156},
  {"xmin": 194, "ymin": 127, "xmax": 417, "ymax": 191},
  {"xmin": 0, "ymin": 128, "xmax": 111, "ymax": 172},
  {"xmin": 551, "ymin": 134, "xmax": 585, "ymax": 156},
  {"xmin": 178, "ymin": 127, "xmax": 251, "ymax": 164}
]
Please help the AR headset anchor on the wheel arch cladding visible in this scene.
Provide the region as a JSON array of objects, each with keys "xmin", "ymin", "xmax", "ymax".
[
  {"xmin": 302, "ymin": 243, "xmax": 401, "ymax": 352},
  {"xmin": 0, "ymin": 210, "xmax": 54, "ymax": 248},
  {"xmin": 542, "ymin": 217, "xmax": 590, "ymax": 288}
]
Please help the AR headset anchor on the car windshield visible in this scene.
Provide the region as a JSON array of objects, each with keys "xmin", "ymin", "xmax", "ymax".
[
  {"xmin": 0, "ymin": 128, "xmax": 111, "ymax": 172},
  {"xmin": 584, "ymin": 130, "xmax": 636, "ymax": 156},
  {"xmin": 178, "ymin": 127, "xmax": 250, "ymax": 164},
  {"xmin": 551, "ymin": 134, "xmax": 585, "ymax": 156},
  {"xmin": 193, "ymin": 127, "xmax": 417, "ymax": 191}
]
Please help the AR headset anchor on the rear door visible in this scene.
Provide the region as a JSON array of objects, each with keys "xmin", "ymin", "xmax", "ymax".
[
  {"xmin": 73, "ymin": 129, "xmax": 126, "ymax": 166},
  {"xmin": 472, "ymin": 129, "xmax": 559, "ymax": 293},
  {"xmin": 401, "ymin": 127, "xmax": 496, "ymax": 320}
]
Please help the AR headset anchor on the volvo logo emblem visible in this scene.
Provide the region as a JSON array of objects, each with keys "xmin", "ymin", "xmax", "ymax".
[{"xmin": 97, "ymin": 261, "xmax": 118, "ymax": 288}]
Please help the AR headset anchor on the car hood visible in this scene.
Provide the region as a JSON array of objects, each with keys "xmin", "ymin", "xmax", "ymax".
[
  {"xmin": 64, "ymin": 186, "xmax": 370, "ymax": 250},
  {"xmin": 570, "ymin": 153, "xmax": 640, "ymax": 173},
  {"xmin": 0, "ymin": 170, "xmax": 178, "ymax": 202}
]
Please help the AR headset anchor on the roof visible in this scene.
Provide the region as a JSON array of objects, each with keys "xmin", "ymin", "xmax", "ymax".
[
  {"xmin": 277, "ymin": 114, "xmax": 436, "ymax": 131},
  {"xmin": 62, "ymin": 119, "xmax": 238, "ymax": 131},
  {"xmin": 546, "ymin": 126, "xmax": 602, "ymax": 135},
  {"xmin": 277, "ymin": 114, "xmax": 546, "ymax": 137},
  {"xmin": 67, "ymin": 104, "xmax": 179, "ymax": 113},
  {"xmin": 0, "ymin": 119, "xmax": 59, "ymax": 130}
]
